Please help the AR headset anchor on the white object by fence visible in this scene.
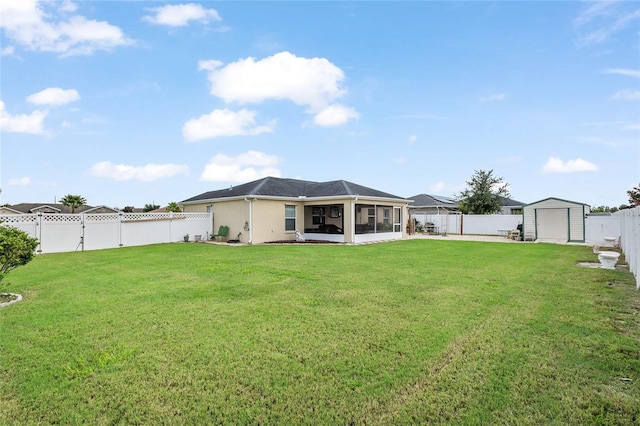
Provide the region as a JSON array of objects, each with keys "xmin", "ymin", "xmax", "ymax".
[
  {"xmin": 584, "ymin": 216, "xmax": 621, "ymax": 247},
  {"xmin": 615, "ymin": 207, "xmax": 639, "ymax": 290},
  {"xmin": 0, "ymin": 212, "xmax": 213, "ymax": 254}
]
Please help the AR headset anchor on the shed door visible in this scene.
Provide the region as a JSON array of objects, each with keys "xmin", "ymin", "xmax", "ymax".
[{"xmin": 536, "ymin": 208, "xmax": 568, "ymax": 241}]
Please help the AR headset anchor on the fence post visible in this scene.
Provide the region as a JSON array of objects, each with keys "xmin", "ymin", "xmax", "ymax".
[
  {"xmin": 36, "ymin": 213, "xmax": 43, "ymax": 253},
  {"xmin": 118, "ymin": 212, "xmax": 123, "ymax": 247}
]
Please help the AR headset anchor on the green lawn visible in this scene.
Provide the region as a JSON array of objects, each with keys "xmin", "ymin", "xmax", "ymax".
[{"xmin": 1, "ymin": 240, "xmax": 639, "ymax": 425}]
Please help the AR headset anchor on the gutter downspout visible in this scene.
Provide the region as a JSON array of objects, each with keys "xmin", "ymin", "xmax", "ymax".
[{"xmin": 244, "ymin": 197, "xmax": 253, "ymax": 244}]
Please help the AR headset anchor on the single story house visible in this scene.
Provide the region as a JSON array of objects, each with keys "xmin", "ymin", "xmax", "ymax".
[
  {"xmin": 522, "ymin": 197, "xmax": 590, "ymax": 243},
  {"xmin": 180, "ymin": 177, "xmax": 410, "ymax": 244},
  {"xmin": 1, "ymin": 203, "xmax": 118, "ymax": 214}
]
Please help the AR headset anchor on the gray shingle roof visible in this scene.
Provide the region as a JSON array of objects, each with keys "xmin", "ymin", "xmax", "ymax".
[
  {"xmin": 407, "ymin": 194, "xmax": 457, "ymax": 208},
  {"xmin": 182, "ymin": 177, "xmax": 407, "ymax": 203},
  {"xmin": 408, "ymin": 194, "xmax": 525, "ymax": 209},
  {"xmin": 9, "ymin": 203, "xmax": 96, "ymax": 214}
]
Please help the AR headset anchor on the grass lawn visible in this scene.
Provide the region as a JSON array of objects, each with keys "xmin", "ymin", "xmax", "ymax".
[{"xmin": 1, "ymin": 240, "xmax": 639, "ymax": 425}]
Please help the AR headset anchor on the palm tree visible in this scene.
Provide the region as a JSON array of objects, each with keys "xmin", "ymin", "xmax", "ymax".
[
  {"xmin": 166, "ymin": 202, "xmax": 181, "ymax": 213},
  {"xmin": 60, "ymin": 194, "xmax": 87, "ymax": 213}
]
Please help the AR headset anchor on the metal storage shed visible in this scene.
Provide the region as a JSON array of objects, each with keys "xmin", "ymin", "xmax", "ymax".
[{"xmin": 523, "ymin": 197, "xmax": 589, "ymax": 243}]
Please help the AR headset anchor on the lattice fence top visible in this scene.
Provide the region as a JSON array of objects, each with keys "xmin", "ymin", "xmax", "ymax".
[
  {"xmin": 0, "ymin": 215, "xmax": 38, "ymax": 224},
  {"xmin": 41, "ymin": 214, "xmax": 82, "ymax": 222},
  {"xmin": 0, "ymin": 212, "xmax": 212, "ymax": 224}
]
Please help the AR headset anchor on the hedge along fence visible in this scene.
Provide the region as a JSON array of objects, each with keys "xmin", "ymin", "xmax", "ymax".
[
  {"xmin": 0, "ymin": 212, "xmax": 213, "ymax": 254},
  {"xmin": 616, "ymin": 206, "xmax": 640, "ymax": 290}
]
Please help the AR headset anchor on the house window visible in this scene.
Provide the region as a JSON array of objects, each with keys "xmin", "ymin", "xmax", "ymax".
[
  {"xmin": 383, "ymin": 208, "xmax": 390, "ymax": 224},
  {"xmin": 285, "ymin": 205, "xmax": 296, "ymax": 231},
  {"xmin": 312, "ymin": 207, "xmax": 325, "ymax": 225}
]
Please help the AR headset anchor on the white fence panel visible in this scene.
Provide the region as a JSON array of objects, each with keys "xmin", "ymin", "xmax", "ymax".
[
  {"xmin": 412, "ymin": 213, "xmax": 462, "ymax": 235},
  {"xmin": 39, "ymin": 214, "xmax": 84, "ymax": 253},
  {"xmin": 84, "ymin": 213, "xmax": 121, "ymax": 251},
  {"xmin": 0, "ymin": 214, "xmax": 38, "ymax": 239},
  {"xmin": 584, "ymin": 216, "xmax": 621, "ymax": 246},
  {"xmin": 615, "ymin": 207, "xmax": 639, "ymax": 290},
  {"xmin": 0, "ymin": 212, "xmax": 213, "ymax": 254},
  {"xmin": 412, "ymin": 213, "xmax": 522, "ymax": 235},
  {"xmin": 462, "ymin": 215, "xmax": 522, "ymax": 235},
  {"xmin": 122, "ymin": 214, "xmax": 172, "ymax": 247}
]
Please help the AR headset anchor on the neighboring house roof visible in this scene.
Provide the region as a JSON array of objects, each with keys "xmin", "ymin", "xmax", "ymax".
[
  {"xmin": 182, "ymin": 177, "xmax": 408, "ymax": 203},
  {"xmin": 502, "ymin": 198, "xmax": 526, "ymax": 207},
  {"xmin": 407, "ymin": 194, "xmax": 457, "ymax": 209},
  {"xmin": 0, "ymin": 206, "xmax": 23, "ymax": 214},
  {"xmin": 7, "ymin": 203, "xmax": 118, "ymax": 214},
  {"xmin": 408, "ymin": 194, "xmax": 526, "ymax": 209}
]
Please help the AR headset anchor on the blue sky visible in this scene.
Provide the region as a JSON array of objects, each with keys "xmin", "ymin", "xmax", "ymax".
[{"xmin": 1, "ymin": 1, "xmax": 638, "ymax": 209}]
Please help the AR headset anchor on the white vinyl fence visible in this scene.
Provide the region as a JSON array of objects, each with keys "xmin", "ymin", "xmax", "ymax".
[
  {"xmin": 411, "ymin": 213, "xmax": 522, "ymax": 236},
  {"xmin": 0, "ymin": 212, "xmax": 213, "ymax": 254},
  {"xmin": 615, "ymin": 207, "xmax": 639, "ymax": 290}
]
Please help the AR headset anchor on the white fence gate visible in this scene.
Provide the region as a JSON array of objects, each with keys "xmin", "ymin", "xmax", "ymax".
[{"xmin": 0, "ymin": 212, "xmax": 213, "ymax": 254}]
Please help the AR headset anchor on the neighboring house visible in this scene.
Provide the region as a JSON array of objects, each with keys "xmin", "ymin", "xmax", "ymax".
[
  {"xmin": 407, "ymin": 194, "xmax": 458, "ymax": 215},
  {"xmin": 4, "ymin": 203, "xmax": 119, "ymax": 214},
  {"xmin": 181, "ymin": 176, "xmax": 410, "ymax": 244},
  {"xmin": 0, "ymin": 206, "xmax": 23, "ymax": 214},
  {"xmin": 522, "ymin": 197, "xmax": 590, "ymax": 243},
  {"xmin": 500, "ymin": 198, "xmax": 526, "ymax": 215},
  {"xmin": 407, "ymin": 194, "xmax": 525, "ymax": 215}
]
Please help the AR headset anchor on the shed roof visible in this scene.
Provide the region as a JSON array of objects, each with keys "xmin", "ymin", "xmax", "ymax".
[
  {"xmin": 524, "ymin": 197, "xmax": 588, "ymax": 207},
  {"xmin": 182, "ymin": 177, "xmax": 407, "ymax": 203}
]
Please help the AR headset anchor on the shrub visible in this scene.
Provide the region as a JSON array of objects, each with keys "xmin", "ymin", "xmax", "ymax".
[{"xmin": 0, "ymin": 225, "xmax": 39, "ymax": 286}]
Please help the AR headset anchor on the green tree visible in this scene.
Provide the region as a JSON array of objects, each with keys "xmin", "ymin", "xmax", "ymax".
[
  {"xmin": 166, "ymin": 202, "xmax": 181, "ymax": 213},
  {"xmin": 456, "ymin": 169, "xmax": 510, "ymax": 214},
  {"xmin": 122, "ymin": 206, "xmax": 134, "ymax": 213},
  {"xmin": 590, "ymin": 205, "xmax": 618, "ymax": 213},
  {"xmin": 628, "ymin": 184, "xmax": 640, "ymax": 207},
  {"xmin": 0, "ymin": 225, "xmax": 39, "ymax": 286},
  {"xmin": 60, "ymin": 194, "xmax": 87, "ymax": 213},
  {"xmin": 143, "ymin": 203, "xmax": 160, "ymax": 212}
]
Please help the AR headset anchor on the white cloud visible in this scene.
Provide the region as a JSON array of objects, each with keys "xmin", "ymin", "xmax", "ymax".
[
  {"xmin": 603, "ymin": 68, "xmax": 640, "ymax": 79},
  {"xmin": 88, "ymin": 161, "xmax": 189, "ymax": 181},
  {"xmin": 200, "ymin": 150, "xmax": 281, "ymax": 182},
  {"xmin": 200, "ymin": 51, "xmax": 350, "ymax": 110},
  {"xmin": 0, "ymin": 100, "xmax": 48, "ymax": 134},
  {"xmin": 195, "ymin": 51, "xmax": 359, "ymax": 129},
  {"xmin": 27, "ymin": 87, "xmax": 80, "ymax": 106},
  {"xmin": 182, "ymin": 108, "xmax": 275, "ymax": 142},
  {"xmin": 625, "ymin": 123, "xmax": 640, "ymax": 130},
  {"xmin": 541, "ymin": 157, "xmax": 599, "ymax": 173},
  {"xmin": 313, "ymin": 104, "xmax": 360, "ymax": 127},
  {"xmin": 611, "ymin": 89, "xmax": 640, "ymax": 100},
  {"xmin": 8, "ymin": 177, "xmax": 31, "ymax": 186},
  {"xmin": 1, "ymin": 46, "xmax": 15, "ymax": 55},
  {"xmin": 408, "ymin": 135, "xmax": 417, "ymax": 144},
  {"xmin": 0, "ymin": 0, "xmax": 132, "ymax": 56},
  {"xmin": 480, "ymin": 93, "xmax": 509, "ymax": 102},
  {"xmin": 143, "ymin": 3, "xmax": 221, "ymax": 27},
  {"xmin": 574, "ymin": 1, "xmax": 640, "ymax": 46}
]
